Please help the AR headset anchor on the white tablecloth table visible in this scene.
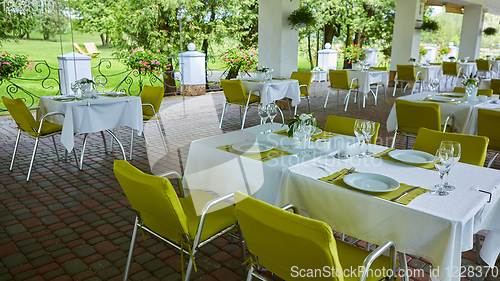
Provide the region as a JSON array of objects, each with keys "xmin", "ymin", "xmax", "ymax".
[
  {"xmin": 281, "ymin": 146, "xmax": 500, "ymax": 281},
  {"xmin": 239, "ymin": 79, "xmax": 301, "ymax": 106},
  {"xmin": 480, "ymin": 79, "xmax": 492, "ymax": 89},
  {"xmin": 491, "ymin": 61, "xmax": 500, "ymax": 77},
  {"xmin": 463, "ymin": 101, "xmax": 500, "ymax": 135},
  {"xmin": 38, "ymin": 95, "xmax": 143, "ymax": 152},
  {"xmin": 458, "ymin": 62, "xmax": 477, "ymax": 78},
  {"xmin": 416, "ymin": 65, "xmax": 443, "ymax": 84},
  {"xmin": 386, "ymin": 91, "xmax": 487, "ymax": 134},
  {"xmin": 347, "ymin": 70, "xmax": 389, "ymax": 107}
]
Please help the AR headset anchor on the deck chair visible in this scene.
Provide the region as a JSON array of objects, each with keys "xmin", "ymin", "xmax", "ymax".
[
  {"xmin": 391, "ymin": 99, "xmax": 454, "ymax": 149},
  {"xmin": 84, "ymin": 43, "xmax": 102, "ymax": 59},
  {"xmin": 324, "ymin": 115, "xmax": 380, "ymax": 144},
  {"xmin": 413, "ymin": 127, "xmax": 489, "ymax": 167},
  {"xmin": 234, "ymin": 191, "xmax": 399, "ymax": 281},
  {"xmin": 73, "ymin": 43, "xmax": 90, "ymax": 56},
  {"xmin": 219, "ymin": 79, "xmax": 261, "ymax": 130},
  {"xmin": 392, "ymin": 65, "xmax": 422, "ymax": 96},
  {"xmin": 2, "ymin": 96, "xmax": 77, "ymax": 181},
  {"xmin": 114, "ymin": 160, "xmax": 243, "ymax": 281},
  {"xmin": 477, "ymin": 108, "xmax": 500, "ymax": 167}
]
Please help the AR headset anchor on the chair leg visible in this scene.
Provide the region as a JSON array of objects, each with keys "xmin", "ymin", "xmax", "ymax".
[
  {"xmin": 246, "ymin": 266, "xmax": 254, "ymax": 281},
  {"xmin": 123, "ymin": 217, "xmax": 139, "ymax": 281},
  {"xmin": 185, "ymin": 252, "xmax": 196, "ymax": 281},
  {"xmin": 110, "ymin": 129, "xmax": 115, "ymax": 151},
  {"xmin": 383, "ymin": 85, "xmax": 387, "ymax": 103},
  {"xmin": 10, "ymin": 129, "xmax": 21, "ymax": 171},
  {"xmin": 241, "ymin": 106, "xmax": 249, "ymax": 130},
  {"xmin": 324, "ymin": 89, "xmax": 331, "ymax": 108},
  {"xmin": 307, "ymin": 96, "xmax": 311, "ymax": 113},
  {"xmin": 276, "ymin": 106, "xmax": 284, "ymax": 123},
  {"xmin": 488, "ymin": 152, "xmax": 499, "ymax": 168},
  {"xmin": 156, "ymin": 119, "xmax": 169, "ymax": 155},
  {"xmin": 391, "ymin": 130, "xmax": 398, "ymax": 148},
  {"xmin": 405, "ymin": 135, "xmax": 409, "ymax": 150},
  {"xmin": 51, "ymin": 135, "xmax": 60, "ymax": 161},
  {"xmin": 392, "ymin": 81, "xmax": 398, "ymax": 97},
  {"xmin": 129, "ymin": 129, "xmax": 134, "ymax": 161},
  {"xmin": 344, "ymin": 90, "xmax": 352, "ymax": 111},
  {"xmin": 100, "ymin": 131, "xmax": 108, "ymax": 154},
  {"xmin": 27, "ymin": 138, "xmax": 40, "ymax": 182},
  {"xmin": 294, "ymin": 105, "xmax": 298, "ymax": 116},
  {"xmin": 399, "ymin": 253, "xmax": 409, "ymax": 281},
  {"xmin": 219, "ymin": 103, "xmax": 227, "ymax": 129}
]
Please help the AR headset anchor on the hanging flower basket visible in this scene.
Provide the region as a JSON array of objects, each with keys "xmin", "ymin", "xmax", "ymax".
[
  {"xmin": 483, "ymin": 27, "xmax": 498, "ymax": 36},
  {"xmin": 420, "ymin": 19, "xmax": 439, "ymax": 33},
  {"xmin": 288, "ymin": 6, "xmax": 316, "ymax": 31}
]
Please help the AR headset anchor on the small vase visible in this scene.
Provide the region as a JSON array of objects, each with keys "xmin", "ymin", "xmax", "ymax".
[
  {"xmin": 465, "ymin": 85, "xmax": 478, "ymax": 102},
  {"xmin": 352, "ymin": 63, "xmax": 360, "ymax": 70},
  {"xmin": 80, "ymin": 83, "xmax": 92, "ymax": 98}
]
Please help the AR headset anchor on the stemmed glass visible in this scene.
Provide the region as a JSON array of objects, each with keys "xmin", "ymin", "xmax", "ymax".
[
  {"xmin": 440, "ymin": 141, "xmax": 461, "ymax": 191},
  {"xmin": 70, "ymin": 83, "xmax": 79, "ymax": 97},
  {"xmin": 432, "ymin": 148, "xmax": 454, "ymax": 196},
  {"xmin": 429, "ymin": 78, "xmax": 440, "ymax": 92},
  {"xmin": 293, "ymin": 122, "xmax": 306, "ymax": 157},
  {"xmin": 302, "ymin": 117, "xmax": 317, "ymax": 154},
  {"xmin": 257, "ymin": 103, "xmax": 268, "ymax": 134},
  {"xmin": 266, "ymin": 103, "xmax": 278, "ymax": 133},
  {"xmin": 362, "ymin": 121, "xmax": 375, "ymax": 155},
  {"xmin": 354, "ymin": 119, "xmax": 366, "ymax": 157},
  {"xmin": 100, "ymin": 78, "xmax": 107, "ymax": 92}
]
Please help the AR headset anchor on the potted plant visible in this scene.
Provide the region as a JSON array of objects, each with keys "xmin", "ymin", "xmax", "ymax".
[
  {"xmin": 340, "ymin": 44, "xmax": 366, "ymax": 69},
  {"xmin": 462, "ymin": 77, "xmax": 479, "ymax": 102},
  {"xmin": 220, "ymin": 47, "xmax": 258, "ymax": 79},
  {"xmin": 126, "ymin": 47, "xmax": 171, "ymax": 77},
  {"xmin": 420, "ymin": 19, "xmax": 439, "ymax": 32},
  {"xmin": 408, "ymin": 57, "xmax": 417, "ymax": 65},
  {"xmin": 288, "ymin": 6, "xmax": 316, "ymax": 31},
  {"xmin": 382, "ymin": 46, "xmax": 391, "ymax": 63},
  {"xmin": 0, "ymin": 51, "xmax": 33, "ymax": 82},
  {"xmin": 483, "ymin": 27, "xmax": 498, "ymax": 36}
]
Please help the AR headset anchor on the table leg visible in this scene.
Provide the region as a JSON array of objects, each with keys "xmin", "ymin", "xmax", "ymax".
[
  {"xmin": 106, "ymin": 129, "xmax": 126, "ymax": 160},
  {"xmin": 79, "ymin": 134, "xmax": 89, "ymax": 170},
  {"xmin": 100, "ymin": 131, "xmax": 108, "ymax": 154}
]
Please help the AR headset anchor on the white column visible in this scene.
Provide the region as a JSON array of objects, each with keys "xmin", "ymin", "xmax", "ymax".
[
  {"xmin": 390, "ymin": 0, "xmax": 424, "ymax": 71},
  {"xmin": 459, "ymin": 5, "xmax": 484, "ymax": 60},
  {"xmin": 258, "ymin": 0, "xmax": 299, "ymax": 77}
]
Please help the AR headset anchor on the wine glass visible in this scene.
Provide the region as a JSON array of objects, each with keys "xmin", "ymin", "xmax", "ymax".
[
  {"xmin": 302, "ymin": 117, "xmax": 317, "ymax": 154},
  {"xmin": 429, "ymin": 78, "xmax": 440, "ymax": 92},
  {"xmin": 362, "ymin": 121, "xmax": 375, "ymax": 155},
  {"xmin": 100, "ymin": 78, "xmax": 107, "ymax": 92},
  {"xmin": 440, "ymin": 141, "xmax": 461, "ymax": 191},
  {"xmin": 432, "ymin": 149, "xmax": 454, "ymax": 196},
  {"xmin": 354, "ymin": 119, "xmax": 366, "ymax": 157},
  {"xmin": 257, "ymin": 103, "xmax": 268, "ymax": 134},
  {"xmin": 293, "ymin": 122, "xmax": 306, "ymax": 157},
  {"xmin": 266, "ymin": 103, "xmax": 278, "ymax": 133},
  {"xmin": 70, "ymin": 83, "xmax": 78, "ymax": 97}
]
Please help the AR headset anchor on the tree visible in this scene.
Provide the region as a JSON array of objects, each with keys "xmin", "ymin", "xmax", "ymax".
[{"xmin": 73, "ymin": 0, "xmax": 116, "ymax": 45}]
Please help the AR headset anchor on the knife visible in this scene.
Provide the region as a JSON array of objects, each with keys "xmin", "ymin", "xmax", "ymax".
[
  {"xmin": 374, "ymin": 148, "xmax": 395, "ymax": 158},
  {"xmin": 260, "ymin": 151, "xmax": 286, "ymax": 161},
  {"xmin": 391, "ymin": 187, "xmax": 420, "ymax": 202}
]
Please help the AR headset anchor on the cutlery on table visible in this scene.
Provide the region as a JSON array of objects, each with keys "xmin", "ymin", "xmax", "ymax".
[
  {"xmin": 328, "ymin": 166, "xmax": 355, "ymax": 181},
  {"xmin": 260, "ymin": 151, "xmax": 286, "ymax": 161},
  {"xmin": 391, "ymin": 186, "xmax": 420, "ymax": 202},
  {"xmin": 374, "ymin": 148, "xmax": 395, "ymax": 158}
]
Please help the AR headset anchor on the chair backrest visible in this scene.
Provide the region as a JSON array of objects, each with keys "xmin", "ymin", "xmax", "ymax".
[
  {"xmin": 413, "ymin": 128, "xmax": 489, "ymax": 166},
  {"xmin": 442, "ymin": 62, "xmax": 458, "ymax": 76},
  {"xmin": 2, "ymin": 96, "xmax": 39, "ymax": 136},
  {"xmin": 395, "ymin": 99, "xmax": 441, "ymax": 135},
  {"xmin": 113, "ymin": 160, "xmax": 190, "ymax": 242},
  {"xmin": 453, "ymin": 87, "xmax": 492, "ymax": 97},
  {"xmin": 490, "ymin": 79, "xmax": 500, "ymax": 95},
  {"xmin": 396, "ymin": 65, "xmax": 416, "ymax": 81},
  {"xmin": 369, "ymin": 67, "xmax": 387, "ymax": 71},
  {"xmin": 478, "ymin": 108, "xmax": 500, "ymax": 151},
  {"xmin": 83, "ymin": 43, "xmax": 100, "ymax": 54},
  {"xmin": 234, "ymin": 191, "xmax": 341, "ymax": 281},
  {"xmin": 220, "ymin": 79, "xmax": 248, "ymax": 105},
  {"xmin": 476, "ymin": 59, "xmax": 491, "ymax": 71},
  {"xmin": 324, "ymin": 115, "xmax": 380, "ymax": 144},
  {"xmin": 429, "ymin": 63, "xmax": 442, "ymax": 66},
  {"xmin": 290, "ymin": 71, "xmax": 313, "ymax": 96},
  {"xmin": 140, "ymin": 85, "xmax": 164, "ymax": 117},
  {"xmin": 73, "ymin": 43, "xmax": 89, "ymax": 56},
  {"xmin": 328, "ymin": 70, "xmax": 350, "ymax": 90}
]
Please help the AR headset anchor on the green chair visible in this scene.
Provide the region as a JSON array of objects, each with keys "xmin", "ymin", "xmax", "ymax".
[
  {"xmin": 441, "ymin": 62, "xmax": 463, "ymax": 91},
  {"xmin": 391, "ymin": 99, "xmax": 453, "ymax": 149},
  {"xmin": 452, "ymin": 87, "xmax": 493, "ymax": 97},
  {"xmin": 413, "ymin": 127, "xmax": 489, "ymax": 167},
  {"xmin": 392, "ymin": 65, "xmax": 422, "ymax": 96},
  {"xmin": 290, "ymin": 71, "xmax": 313, "ymax": 114},
  {"xmin": 2, "ymin": 96, "xmax": 72, "ymax": 181},
  {"xmin": 234, "ymin": 191, "xmax": 399, "ymax": 281},
  {"xmin": 114, "ymin": 160, "xmax": 242, "ymax": 281},
  {"xmin": 324, "ymin": 115, "xmax": 380, "ymax": 144},
  {"xmin": 477, "ymin": 108, "xmax": 500, "ymax": 167},
  {"xmin": 369, "ymin": 67, "xmax": 388, "ymax": 104},
  {"xmin": 324, "ymin": 70, "xmax": 359, "ymax": 111},
  {"xmin": 476, "ymin": 60, "xmax": 492, "ymax": 79},
  {"xmin": 219, "ymin": 79, "xmax": 261, "ymax": 130},
  {"xmin": 490, "ymin": 79, "xmax": 500, "ymax": 95},
  {"xmin": 129, "ymin": 85, "xmax": 168, "ymax": 160}
]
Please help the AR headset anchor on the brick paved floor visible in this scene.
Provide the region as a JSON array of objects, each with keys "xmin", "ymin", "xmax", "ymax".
[{"xmin": 0, "ymin": 82, "xmax": 499, "ymax": 281}]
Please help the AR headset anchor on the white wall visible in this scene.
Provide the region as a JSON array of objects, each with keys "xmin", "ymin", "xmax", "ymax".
[{"xmin": 459, "ymin": 5, "xmax": 484, "ymax": 60}]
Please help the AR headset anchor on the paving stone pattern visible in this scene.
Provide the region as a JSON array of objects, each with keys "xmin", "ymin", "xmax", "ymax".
[{"xmin": 0, "ymin": 83, "xmax": 499, "ymax": 281}]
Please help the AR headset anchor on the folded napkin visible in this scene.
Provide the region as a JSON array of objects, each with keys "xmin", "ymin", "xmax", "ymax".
[
  {"xmin": 273, "ymin": 129, "xmax": 338, "ymax": 141},
  {"xmin": 274, "ymin": 129, "xmax": 289, "ymax": 137},
  {"xmin": 371, "ymin": 148, "xmax": 435, "ymax": 170},
  {"xmin": 100, "ymin": 94, "xmax": 124, "ymax": 97},
  {"xmin": 217, "ymin": 144, "xmax": 293, "ymax": 162},
  {"xmin": 318, "ymin": 168, "xmax": 429, "ymax": 205},
  {"xmin": 440, "ymin": 94, "xmax": 465, "ymax": 98},
  {"xmin": 420, "ymin": 97, "xmax": 462, "ymax": 104},
  {"xmin": 273, "ymin": 78, "xmax": 289, "ymax": 81}
]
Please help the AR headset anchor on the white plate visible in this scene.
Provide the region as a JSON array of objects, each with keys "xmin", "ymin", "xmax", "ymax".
[
  {"xmin": 232, "ymin": 141, "xmax": 274, "ymax": 154},
  {"xmin": 343, "ymin": 173, "xmax": 400, "ymax": 193},
  {"xmin": 442, "ymin": 93, "xmax": 464, "ymax": 97},
  {"xmin": 428, "ymin": 96, "xmax": 455, "ymax": 102},
  {"xmin": 388, "ymin": 150, "xmax": 434, "ymax": 164}
]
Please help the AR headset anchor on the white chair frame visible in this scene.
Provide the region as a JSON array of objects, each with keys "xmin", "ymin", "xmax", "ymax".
[{"xmin": 323, "ymin": 78, "xmax": 359, "ymax": 111}]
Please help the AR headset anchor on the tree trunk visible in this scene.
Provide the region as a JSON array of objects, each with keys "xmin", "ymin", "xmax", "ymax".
[
  {"xmin": 324, "ymin": 24, "xmax": 334, "ymax": 47},
  {"xmin": 359, "ymin": 29, "xmax": 367, "ymax": 49},
  {"xmin": 226, "ymin": 67, "xmax": 240, "ymax": 79},
  {"xmin": 163, "ymin": 70, "xmax": 177, "ymax": 95},
  {"xmin": 100, "ymin": 34, "xmax": 106, "ymax": 46},
  {"xmin": 308, "ymin": 35, "xmax": 314, "ymax": 70},
  {"xmin": 27, "ymin": 32, "xmax": 30, "ymax": 39},
  {"xmin": 316, "ymin": 29, "xmax": 320, "ymax": 66}
]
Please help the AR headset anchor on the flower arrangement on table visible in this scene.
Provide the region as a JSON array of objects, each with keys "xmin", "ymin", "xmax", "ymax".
[
  {"xmin": 419, "ymin": 45, "xmax": 428, "ymax": 58},
  {"xmin": 408, "ymin": 57, "xmax": 416, "ymax": 63},
  {"xmin": 283, "ymin": 113, "xmax": 320, "ymax": 137},
  {"xmin": 311, "ymin": 66, "xmax": 324, "ymax": 72},
  {"xmin": 340, "ymin": 44, "xmax": 366, "ymax": 64},
  {"xmin": 126, "ymin": 47, "xmax": 171, "ymax": 76},
  {"xmin": 220, "ymin": 47, "xmax": 258, "ymax": 73},
  {"xmin": 382, "ymin": 46, "xmax": 391, "ymax": 62},
  {"xmin": 438, "ymin": 44, "xmax": 451, "ymax": 56},
  {"xmin": 0, "ymin": 51, "xmax": 33, "ymax": 82},
  {"xmin": 448, "ymin": 56, "xmax": 456, "ymax": 61},
  {"xmin": 461, "ymin": 77, "xmax": 478, "ymax": 88}
]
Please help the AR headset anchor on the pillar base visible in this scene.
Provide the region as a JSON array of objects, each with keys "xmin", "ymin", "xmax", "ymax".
[{"xmin": 184, "ymin": 85, "xmax": 206, "ymax": 96}]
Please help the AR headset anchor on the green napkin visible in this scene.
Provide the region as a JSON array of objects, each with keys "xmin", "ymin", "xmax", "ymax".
[
  {"xmin": 274, "ymin": 129, "xmax": 289, "ymax": 137},
  {"xmin": 440, "ymin": 93, "xmax": 465, "ymax": 98},
  {"xmin": 273, "ymin": 129, "xmax": 338, "ymax": 141},
  {"xmin": 319, "ymin": 168, "xmax": 429, "ymax": 205},
  {"xmin": 372, "ymin": 148, "xmax": 435, "ymax": 170},
  {"xmin": 420, "ymin": 97, "xmax": 462, "ymax": 104},
  {"xmin": 217, "ymin": 144, "xmax": 293, "ymax": 162}
]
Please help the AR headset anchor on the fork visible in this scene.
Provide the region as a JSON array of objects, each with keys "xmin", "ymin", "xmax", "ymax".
[{"xmin": 328, "ymin": 166, "xmax": 356, "ymax": 181}]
